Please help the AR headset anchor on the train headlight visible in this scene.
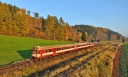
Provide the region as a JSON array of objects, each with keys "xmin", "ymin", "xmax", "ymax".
[{"xmin": 32, "ymin": 54, "xmax": 40, "ymax": 57}]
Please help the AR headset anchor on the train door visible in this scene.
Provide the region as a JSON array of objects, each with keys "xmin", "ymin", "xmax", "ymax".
[
  {"xmin": 41, "ymin": 50, "xmax": 45, "ymax": 57},
  {"xmin": 75, "ymin": 45, "xmax": 78, "ymax": 50},
  {"xmin": 52, "ymin": 48, "xmax": 56, "ymax": 56}
]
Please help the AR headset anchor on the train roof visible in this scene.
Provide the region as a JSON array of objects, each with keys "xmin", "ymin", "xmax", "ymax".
[{"xmin": 33, "ymin": 43, "xmax": 89, "ymax": 50}]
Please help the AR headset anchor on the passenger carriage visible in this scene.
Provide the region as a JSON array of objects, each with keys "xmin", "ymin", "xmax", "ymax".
[{"xmin": 31, "ymin": 43, "xmax": 94, "ymax": 60}]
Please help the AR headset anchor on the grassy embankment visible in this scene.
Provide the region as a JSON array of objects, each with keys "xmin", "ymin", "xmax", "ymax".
[
  {"xmin": 0, "ymin": 35, "xmax": 73, "ymax": 66},
  {"xmin": 119, "ymin": 42, "xmax": 128, "ymax": 77}
]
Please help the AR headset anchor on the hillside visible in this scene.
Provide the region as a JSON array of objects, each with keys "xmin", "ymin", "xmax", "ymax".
[
  {"xmin": 0, "ymin": 35, "xmax": 73, "ymax": 66},
  {"xmin": 74, "ymin": 25, "xmax": 123, "ymax": 41}
]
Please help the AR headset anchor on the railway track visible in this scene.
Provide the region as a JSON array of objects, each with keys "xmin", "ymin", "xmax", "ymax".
[{"xmin": 0, "ymin": 59, "xmax": 36, "ymax": 75}]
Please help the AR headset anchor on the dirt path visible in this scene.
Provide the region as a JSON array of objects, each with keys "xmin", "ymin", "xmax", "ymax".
[{"xmin": 112, "ymin": 44, "xmax": 122, "ymax": 77}]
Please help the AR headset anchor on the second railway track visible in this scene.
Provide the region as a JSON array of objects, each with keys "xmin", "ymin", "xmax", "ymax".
[{"xmin": 56, "ymin": 45, "xmax": 113, "ymax": 77}]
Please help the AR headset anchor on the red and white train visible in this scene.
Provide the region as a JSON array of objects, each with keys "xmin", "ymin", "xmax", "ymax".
[{"xmin": 31, "ymin": 43, "xmax": 94, "ymax": 60}]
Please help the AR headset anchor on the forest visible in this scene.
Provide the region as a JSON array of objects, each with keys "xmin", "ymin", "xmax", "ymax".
[{"xmin": 0, "ymin": 1, "xmax": 125, "ymax": 41}]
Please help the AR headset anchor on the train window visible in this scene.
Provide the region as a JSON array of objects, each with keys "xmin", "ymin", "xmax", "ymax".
[
  {"xmin": 33, "ymin": 50, "xmax": 38, "ymax": 53},
  {"xmin": 62, "ymin": 47, "xmax": 64, "ymax": 50},
  {"xmin": 58, "ymin": 48, "xmax": 60, "ymax": 51},
  {"xmin": 57, "ymin": 48, "xmax": 60, "ymax": 51},
  {"xmin": 33, "ymin": 51, "xmax": 35, "ymax": 53},
  {"xmin": 38, "ymin": 51, "xmax": 41, "ymax": 53},
  {"xmin": 49, "ymin": 49, "xmax": 52, "ymax": 52},
  {"xmin": 46, "ymin": 50, "xmax": 48, "ymax": 53}
]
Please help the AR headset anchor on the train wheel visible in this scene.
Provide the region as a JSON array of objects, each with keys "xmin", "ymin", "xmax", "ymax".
[
  {"xmin": 35, "ymin": 57, "xmax": 39, "ymax": 61},
  {"xmin": 31, "ymin": 57, "xmax": 35, "ymax": 60}
]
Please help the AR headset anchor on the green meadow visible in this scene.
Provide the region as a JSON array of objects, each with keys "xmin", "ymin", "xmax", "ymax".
[
  {"xmin": 119, "ymin": 42, "xmax": 128, "ymax": 77},
  {"xmin": 0, "ymin": 35, "xmax": 73, "ymax": 66}
]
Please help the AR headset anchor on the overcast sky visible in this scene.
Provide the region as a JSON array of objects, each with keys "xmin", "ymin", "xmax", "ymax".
[{"xmin": 1, "ymin": 0, "xmax": 128, "ymax": 37}]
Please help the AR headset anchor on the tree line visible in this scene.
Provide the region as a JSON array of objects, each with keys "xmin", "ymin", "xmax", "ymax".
[
  {"xmin": 74, "ymin": 25, "xmax": 124, "ymax": 41},
  {"xmin": 0, "ymin": 2, "xmax": 125, "ymax": 41}
]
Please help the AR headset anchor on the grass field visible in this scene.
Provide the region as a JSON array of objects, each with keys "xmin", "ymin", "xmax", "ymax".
[
  {"xmin": 0, "ymin": 35, "xmax": 73, "ymax": 66},
  {"xmin": 119, "ymin": 42, "xmax": 128, "ymax": 77}
]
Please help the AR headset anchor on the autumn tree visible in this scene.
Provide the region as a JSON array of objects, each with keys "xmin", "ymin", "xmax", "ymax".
[
  {"xmin": 33, "ymin": 12, "xmax": 39, "ymax": 18},
  {"xmin": 59, "ymin": 17, "xmax": 65, "ymax": 26},
  {"xmin": 44, "ymin": 15, "xmax": 54, "ymax": 39},
  {"xmin": 64, "ymin": 23, "xmax": 70, "ymax": 40},
  {"xmin": 82, "ymin": 32, "xmax": 88, "ymax": 41},
  {"xmin": 107, "ymin": 29, "xmax": 111, "ymax": 41},
  {"xmin": 27, "ymin": 10, "xmax": 30, "ymax": 15}
]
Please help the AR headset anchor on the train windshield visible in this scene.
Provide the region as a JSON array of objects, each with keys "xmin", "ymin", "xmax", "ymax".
[
  {"xmin": 32, "ymin": 46, "xmax": 41, "ymax": 54},
  {"xmin": 32, "ymin": 50, "xmax": 39, "ymax": 54}
]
